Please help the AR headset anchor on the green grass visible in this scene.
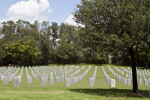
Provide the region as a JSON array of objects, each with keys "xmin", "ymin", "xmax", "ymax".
[{"xmin": 0, "ymin": 64, "xmax": 149, "ymax": 100}]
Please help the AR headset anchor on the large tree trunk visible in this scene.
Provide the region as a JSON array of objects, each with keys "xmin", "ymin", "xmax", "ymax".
[{"xmin": 129, "ymin": 46, "xmax": 138, "ymax": 93}]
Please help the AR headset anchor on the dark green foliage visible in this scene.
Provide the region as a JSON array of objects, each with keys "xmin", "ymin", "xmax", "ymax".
[
  {"xmin": 0, "ymin": 20, "xmax": 108, "ymax": 65},
  {"xmin": 74, "ymin": 0, "xmax": 150, "ymax": 93},
  {"xmin": 3, "ymin": 40, "xmax": 41, "ymax": 66}
]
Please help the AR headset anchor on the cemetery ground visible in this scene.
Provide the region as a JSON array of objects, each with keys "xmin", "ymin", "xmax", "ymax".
[{"xmin": 0, "ymin": 64, "xmax": 150, "ymax": 100}]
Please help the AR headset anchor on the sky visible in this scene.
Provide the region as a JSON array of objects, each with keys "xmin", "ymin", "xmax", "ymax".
[{"xmin": 0, "ymin": 0, "xmax": 81, "ymax": 25}]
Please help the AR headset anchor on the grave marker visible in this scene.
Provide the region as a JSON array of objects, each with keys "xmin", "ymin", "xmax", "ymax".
[
  {"xmin": 66, "ymin": 78, "xmax": 71, "ymax": 87},
  {"xmin": 14, "ymin": 77, "xmax": 20, "ymax": 87}
]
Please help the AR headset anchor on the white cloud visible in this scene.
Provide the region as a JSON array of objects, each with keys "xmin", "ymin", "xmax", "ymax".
[
  {"xmin": 64, "ymin": 14, "xmax": 77, "ymax": 26},
  {"xmin": 64, "ymin": 14, "xmax": 84, "ymax": 27},
  {"xmin": 6, "ymin": 0, "xmax": 52, "ymax": 22}
]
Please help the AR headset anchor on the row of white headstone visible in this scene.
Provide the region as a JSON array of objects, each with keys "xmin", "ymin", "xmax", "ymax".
[
  {"xmin": 89, "ymin": 66, "xmax": 97, "ymax": 87},
  {"xmin": 2, "ymin": 65, "xmax": 86, "ymax": 87},
  {"xmin": 75, "ymin": 66, "xmax": 80, "ymax": 69},
  {"xmin": 14, "ymin": 67, "xmax": 24, "ymax": 87},
  {"xmin": 139, "ymin": 70, "xmax": 150, "ymax": 86},
  {"xmin": 1, "ymin": 67, "xmax": 20, "ymax": 85},
  {"xmin": 41, "ymin": 67, "xmax": 50, "ymax": 86},
  {"xmin": 53, "ymin": 68, "xmax": 61, "ymax": 84},
  {"xmin": 102, "ymin": 66, "xmax": 115, "ymax": 87},
  {"xmin": 25, "ymin": 66, "xmax": 47, "ymax": 86},
  {"xmin": 120, "ymin": 67, "xmax": 150, "ymax": 86},
  {"xmin": 52, "ymin": 65, "xmax": 82, "ymax": 86},
  {"xmin": 27, "ymin": 65, "xmax": 82, "ymax": 86},
  {"xmin": 121, "ymin": 67, "xmax": 134, "ymax": 79},
  {"xmin": 66, "ymin": 66, "xmax": 85, "ymax": 79},
  {"xmin": 108, "ymin": 66, "xmax": 132, "ymax": 85},
  {"xmin": 112, "ymin": 66, "xmax": 150, "ymax": 86},
  {"xmin": 1, "ymin": 66, "xmax": 16, "ymax": 76},
  {"xmin": 26, "ymin": 67, "xmax": 32, "ymax": 84},
  {"xmin": 50, "ymin": 65, "xmax": 79, "ymax": 86},
  {"xmin": 119, "ymin": 67, "xmax": 133, "ymax": 78},
  {"xmin": 66, "ymin": 66, "xmax": 74, "ymax": 74},
  {"xmin": 29, "ymin": 67, "xmax": 38, "ymax": 80},
  {"xmin": 121, "ymin": 67, "xmax": 132, "ymax": 75},
  {"xmin": 66, "ymin": 65, "xmax": 91, "ymax": 87},
  {"xmin": 1, "ymin": 65, "xmax": 150, "ymax": 88},
  {"xmin": 114, "ymin": 66, "xmax": 124, "ymax": 75}
]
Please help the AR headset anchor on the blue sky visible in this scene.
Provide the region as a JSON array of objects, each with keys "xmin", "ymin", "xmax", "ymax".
[{"xmin": 0, "ymin": 0, "xmax": 81, "ymax": 25}]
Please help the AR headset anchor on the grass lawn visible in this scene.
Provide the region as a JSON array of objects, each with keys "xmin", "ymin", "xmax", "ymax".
[{"xmin": 0, "ymin": 64, "xmax": 149, "ymax": 100}]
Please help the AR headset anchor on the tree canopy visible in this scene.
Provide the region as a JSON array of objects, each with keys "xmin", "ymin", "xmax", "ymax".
[
  {"xmin": 74, "ymin": 0, "xmax": 150, "ymax": 93},
  {"xmin": 0, "ymin": 20, "xmax": 108, "ymax": 66}
]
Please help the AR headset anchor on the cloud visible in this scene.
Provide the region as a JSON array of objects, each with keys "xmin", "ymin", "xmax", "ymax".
[
  {"xmin": 64, "ymin": 14, "xmax": 77, "ymax": 26},
  {"xmin": 64, "ymin": 14, "xmax": 84, "ymax": 27},
  {"xmin": 6, "ymin": 0, "xmax": 52, "ymax": 22}
]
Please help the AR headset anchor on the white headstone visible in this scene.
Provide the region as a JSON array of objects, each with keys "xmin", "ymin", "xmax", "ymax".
[
  {"xmin": 11, "ymin": 74, "xmax": 15, "ymax": 79},
  {"xmin": 8, "ymin": 75, "xmax": 11, "ymax": 81},
  {"xmin": 3, "ymin": 76, "xmax": 8, "ymax": 84},
  {"xmin": 45, "ymin": 75, "xmax": 48, "ymax": 82},
  {"xmin": 18, "ymin": 76, "xmax": 22, "ymax": 82},
  {"xmin": 27, "ymin": 77, "xmax": 32, "ymax": 84},
  {"xmin": 146, "ymin": 75, "xmax": 149, "ymax": 79},
  {"xmin": 1, "ymin": 75, "xmax": 4, "ymax": 80},
  {"xmin": 50, "ymin": 77, "xmax": 54, "ymax": 84},
  {"xmin": 109, "ymin": 79, "xmax": 115, "ymax": 87},
  {"xmin": 144, "ymin": 79, "xmax": 148, "ymax": 86},
  {"xmin": 34, "ymin": 75, "xmax": 38, "ymax": 80},
  {"xmin": 139, "ymin": 75, "xmax": 142, "ymax": 78},
  {"xmin": 41, "ymin": 77, "xmax": 46, "ymax": 87},
  {"xmin": 66, "ymin": 78, "xmax": 71, "ymax": 87},
  {"xmin": 139, "ymin": 78, "xmax": 142, "ymax": 85},
  {"xmin": 71, "ymin": 77, "xmax": 74, "ymax": 84},
  {"xmin": 14, "ymin": 77, "xmax": 20, "ymax": 87},
  {"xmin": 123, "ymin": 78, "xmax": 127, "ymax": 84},
  {"xmin": 56, "ymin": 76, "xmax": 60, "ymax": 83},
  {"xmin": 89, "ymin": 78, "xmax": 94, "ymax": 87},
  {"xmin": 127, "ymin": 78, "xmax": 131, "ymax": 85},
  {"xmin": 126, "ymin": 74, "xmax": 128, "ymax": 78}
]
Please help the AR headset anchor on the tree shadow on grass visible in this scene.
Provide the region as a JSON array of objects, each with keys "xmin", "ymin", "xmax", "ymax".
[{"xmin": 69, "ymin": 88, "xmax": 148, "ymax": 97}]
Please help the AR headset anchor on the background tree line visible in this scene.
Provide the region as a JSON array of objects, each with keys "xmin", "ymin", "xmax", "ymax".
[
  {"xmin": 0, "ymin": 20, "xmax": 108, "ymax": 66},
  {"xmin": 0, "ymin": 18, "xmax": 149, "ymax": 67}
]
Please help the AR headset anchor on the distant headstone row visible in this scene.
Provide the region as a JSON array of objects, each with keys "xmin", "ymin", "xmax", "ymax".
[
  {"xmin": 66, "ymin": 65, "xmax": 91, "ymax": 87},
  {"xmin": 0, "ymin": 65, "xmax": 149, "ymax": 88},
  {"xmin": 102, "ymin": 66, "xmax": 115, "ymax": 87},
  {"xmin": 109, "ymin": 66, "xmax": 150, "ymax": 86},
  {"xmin": 139, "ymin": 69, "xmax": 150, "ymax": 86},
  {"xmin": 14, "ymin": 67, "xmax": 23, "ymax": 87},
  {"xmin": 89, "ymin": 66, "xmax": 97, "ymax": 87},
  {"xmin": 114, "ymin": 66, "xmax": 124, "ymax": 75},
  {"xmin": 108, "ymin": 66, "xmax": 131, "ymax": 85}
]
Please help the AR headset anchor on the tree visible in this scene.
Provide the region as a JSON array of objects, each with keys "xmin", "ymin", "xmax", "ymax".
[
  {"xmin": 49, "ymin": 22, "xmax": 59, "ymax": 63},
  {"xmin": 58, "ymin": 23, "xmax": 79, "ymax": 63},
  {"xmin": 4, "ymin": 39, "xmax": 41, "ymax": 66},
  {"xmin": 39, "ymin": 34, "xmax": 51, "ymax": 64},
  {"xmin": 74, "ymin": 0, "xmax": 150, "ymax": 93}
]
